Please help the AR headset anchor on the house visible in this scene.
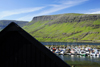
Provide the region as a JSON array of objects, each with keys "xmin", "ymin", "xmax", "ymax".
[{"xmin": 0, "ymin": 22, "xmax": 70, "ymax": 67}]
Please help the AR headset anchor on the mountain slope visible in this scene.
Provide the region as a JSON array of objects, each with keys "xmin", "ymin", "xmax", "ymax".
[
  {"xmin": 23, "ymin": 13, "xmax": 100, "ymax": 42},
  {"xmin": 0, "ymin": 20, "xmax": 29, "ymax": 30}
]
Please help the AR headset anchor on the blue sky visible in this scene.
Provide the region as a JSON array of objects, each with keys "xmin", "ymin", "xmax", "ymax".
[{"xmin": 0, "ymin": 0, "xmax": 100, "ymax": 21}]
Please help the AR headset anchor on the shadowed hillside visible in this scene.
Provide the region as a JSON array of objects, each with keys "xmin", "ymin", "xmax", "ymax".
[
  {"xmin": 0, "ymin": 20, "xmax": 29, "ymax": 30},
  {"xmin": 23, "ymin": 13, "xmax": 100, "ymax": 43}
]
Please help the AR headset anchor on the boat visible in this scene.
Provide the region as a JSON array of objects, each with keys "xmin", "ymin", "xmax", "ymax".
[
  {"xmin": 59, "ymin": 50, "xmax": 65, "ymax": 55},
  {"xmin": 80, "ymin": 51, "xmax": 87, "ymax": 56},
  {"xmin": 55, "ymin": 49, "xmax": 60, "ymax": 54},
  {"xmin": 59, "ymin": 48, "xmax": 66, "ymax": 55},
  {"xmin": 70, "ymin": 49, "xmax": 75, "ymax": 55}
]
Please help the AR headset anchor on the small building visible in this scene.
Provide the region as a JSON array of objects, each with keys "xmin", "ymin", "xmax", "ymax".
[{"xmin": 0, "ymin": 22, "xmax": 70, "ymax": 67}]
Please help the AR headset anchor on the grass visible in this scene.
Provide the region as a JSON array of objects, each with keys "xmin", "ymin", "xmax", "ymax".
[
  {"xmin": 22, "ymin": 14, "xmax": 100, "ymax": 43},
  {"xmin": 65, "ymin": 61, "xmax": 100, "ymax": 67},
  {"xmin": 93, "ymin": 19, "xmax": 100, "ymax": 25}
]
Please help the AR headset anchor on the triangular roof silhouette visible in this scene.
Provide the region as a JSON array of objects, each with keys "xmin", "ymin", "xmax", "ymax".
[{"xmin": 0, "ymin": 22, "xmax": 70, "ymax": 67}]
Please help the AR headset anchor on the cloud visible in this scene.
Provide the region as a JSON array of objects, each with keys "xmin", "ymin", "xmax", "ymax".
[
  {"xmin": 17, "ymin": 0, "xmax": 89, "ymax": 21},
  {"xmin": 17, "ymin": 15, "xmax": 34, "ymax": 21},
  {"xmin": 0, "ymin": 7, "xmax": 45, "ymax": 19},
  {"xmin": 90, "ymin": 11, "xmax": 100, "ymax": 14},
  {"xmin": 85, "ymin": 9, "xmax": 100, "ymax": 14},
  {"xmin": 33, "ymin": 0, "xmax": 89, "ymax": 16}
]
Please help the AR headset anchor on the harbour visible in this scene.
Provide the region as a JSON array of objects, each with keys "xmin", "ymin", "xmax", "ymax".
[
  {"xmin": 42, "ymin": 42, "xmax": 100, "ymax": 67},
  {"xmin": 44, "ymin": 44, "xmax": 100, "ymax": 57}
]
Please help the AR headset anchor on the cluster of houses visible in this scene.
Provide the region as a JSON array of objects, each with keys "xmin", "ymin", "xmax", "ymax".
[{"xmin": 46, "ymin": 45, "xmax": 100, "ymax": 57}]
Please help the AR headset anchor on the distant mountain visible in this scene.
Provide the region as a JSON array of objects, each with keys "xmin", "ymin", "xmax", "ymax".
[
  {"xmin": 22, "ymin": 13, "xmax": 100, "ymax": 43},
  {"xmin": 23, "ymin": 13, "xmax": 100, "ymax": 42},
  {"xmin": 0, "ymin": 20, "xmax": 29, "ymax": 30}
]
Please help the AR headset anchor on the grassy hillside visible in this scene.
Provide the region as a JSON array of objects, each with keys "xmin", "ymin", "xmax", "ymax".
[{"xmin": 23, "ymin": 13, "xmax": 100, "ymax": 43}]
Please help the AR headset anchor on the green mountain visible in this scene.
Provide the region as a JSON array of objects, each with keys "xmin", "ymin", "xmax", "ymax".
[
  {"xmin": 0, "ymin": 20, "xmax": 29, "ymax": 31},
  {"xmin": 23, "ymin": 13, "xmax": 100, "ymax": 43}
]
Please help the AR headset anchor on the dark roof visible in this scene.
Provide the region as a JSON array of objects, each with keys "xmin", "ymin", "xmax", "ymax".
[{"xmin": 0, "ymin": 22, "xmax": 70, "ymax": 67}]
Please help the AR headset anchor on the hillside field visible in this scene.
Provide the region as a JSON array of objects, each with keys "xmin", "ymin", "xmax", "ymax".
[{"xmin": 22, "ymin": 13, "xmax": 100, "ymax": 43}]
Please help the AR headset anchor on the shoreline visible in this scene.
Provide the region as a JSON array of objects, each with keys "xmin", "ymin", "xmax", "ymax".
[
  {"xmin": 41, "ymin": 41, "xmax": 100, "ymax": 44},
  {"xmin": 65, "ymin": 60, "xmax": 100, "ymax": 67}
]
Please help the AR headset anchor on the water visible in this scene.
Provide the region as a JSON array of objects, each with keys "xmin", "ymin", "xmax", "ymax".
[
  {"xmin": 57, "ymin": 55, "xmax": 100, "ymax": 63},
  {"xmin": 41, "ymin": 42, "xmax": 100, "ymax": 45},
  {"xmin": 41, "ymin": 42, "xmax": 100, "ymax": 63}
]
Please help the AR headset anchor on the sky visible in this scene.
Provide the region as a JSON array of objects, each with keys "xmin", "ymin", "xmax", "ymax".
[{"xmin": 0, "ymin": 0, "xmax": 100, "ymax": 21}]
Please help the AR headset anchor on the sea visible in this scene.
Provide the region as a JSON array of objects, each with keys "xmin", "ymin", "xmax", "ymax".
[{"xmin": 41, "ymin": 42, "xmax": 100, "ymax": 45}]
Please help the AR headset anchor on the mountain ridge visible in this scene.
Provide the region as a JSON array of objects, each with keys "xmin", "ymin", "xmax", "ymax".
[
  {"xmin": 1, "ymin": 13, "xmax": 100, "ymax": 43},
  {"xmin": 32, "ymin": 13, "xmax": 100, "ymax": 22},
  {"xmin": 23, "ymin": 13, "xmax": 100, "ymax": 43}
]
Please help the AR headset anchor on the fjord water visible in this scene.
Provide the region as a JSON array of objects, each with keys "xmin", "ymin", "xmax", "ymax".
[
  {"xmin": 41, "ymin": 42, "xmax": 100, "ymax": 64},
  {"xmin": 41, "ymin": 42, "xmax": 100, "ymax": 45},
  {"xmin": 58, "ymin": 55, "xmax": 100, "ymax": 63}
]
